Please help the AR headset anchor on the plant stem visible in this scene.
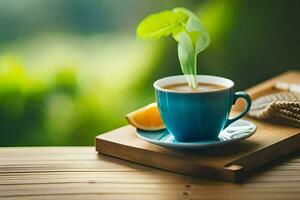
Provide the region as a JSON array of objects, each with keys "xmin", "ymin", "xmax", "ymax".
[{"xmin": 188, "ymin": 54, "xmax": 198, "ymax": 89}]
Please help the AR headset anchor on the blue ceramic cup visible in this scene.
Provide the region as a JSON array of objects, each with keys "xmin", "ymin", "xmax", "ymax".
[{"xmin": 154, "ymin": 75, "xmax": 251, "ymax": 142}]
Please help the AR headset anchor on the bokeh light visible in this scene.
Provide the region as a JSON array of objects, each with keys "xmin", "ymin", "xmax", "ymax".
[{"xmin": 0, "ymin": 0, "xmax": 299, "ymax": 146}]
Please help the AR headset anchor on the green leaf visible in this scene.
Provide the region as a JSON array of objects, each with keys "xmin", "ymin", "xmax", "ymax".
[
  {"xmin": 136, "ymin": 7, "xmax": 211, "ymax": 89},
  {"xmin": 173, "ymin": 7, "xmax": 210, "ymax": 54},
  {"xmin": 173, "ymin": 7, "xmax": 199, "ymax": 20},
  {"xmin": 172, "ymin": 24, "xmax": 185, "ymax": 41},
  {"xmin": 187, "ymin": 19, "xmax": 210, "ymax": 53},
  {"xmin": 177, "ymin": 32, "xmax": 197, "ymax": 88},
  {"xmin": 136, "ymin": 10, "xmax": 188, "ymax": 39},
  {"xmin": 190, "ymin": 31, "xmax": 210, "ymax": 53}
]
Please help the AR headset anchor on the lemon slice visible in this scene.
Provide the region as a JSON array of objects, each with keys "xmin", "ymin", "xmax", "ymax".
[{"xmin": 126, "ymin": 103, "xmax": 165, "ymax": 131}]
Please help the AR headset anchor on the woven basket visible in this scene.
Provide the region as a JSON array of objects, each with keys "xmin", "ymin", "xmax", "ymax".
[{"xmin": 249, "ymin": 92, "xmax": 300, "ymax": 127}]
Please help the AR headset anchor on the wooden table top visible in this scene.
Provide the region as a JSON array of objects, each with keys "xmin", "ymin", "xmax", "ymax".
[{"xmin": 0, "ymin": 147, "xmax": 299, "ymax": 200}]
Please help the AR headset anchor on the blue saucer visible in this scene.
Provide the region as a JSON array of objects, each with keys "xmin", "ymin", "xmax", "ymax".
[{"xmin": 136, "ymin": 119, "xmax": 256, "ymax": 149}]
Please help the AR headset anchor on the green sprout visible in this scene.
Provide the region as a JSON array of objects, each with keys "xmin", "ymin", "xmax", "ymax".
[{"xmin": 137, "ymin": 7, "xmax": 210, "ymax": 89}]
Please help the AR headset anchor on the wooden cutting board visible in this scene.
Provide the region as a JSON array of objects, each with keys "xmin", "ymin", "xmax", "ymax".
[{"xmin": 96, "ymin": 71, "xmax": 300, "ymax": 183}]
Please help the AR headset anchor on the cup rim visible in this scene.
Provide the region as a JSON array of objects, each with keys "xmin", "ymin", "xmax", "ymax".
[{"xmin": 153, "ymin": 75, "xmax": 234, "ymax": 94}]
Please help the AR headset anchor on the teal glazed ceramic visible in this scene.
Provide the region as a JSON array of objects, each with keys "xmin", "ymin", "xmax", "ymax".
[
  {"xmin": 154, "ymin": 75, "xmax": 252, "ymax": 142},
  {"xmin": 136, "ymin": 119, "xmax": 256, "ymax": 149}
]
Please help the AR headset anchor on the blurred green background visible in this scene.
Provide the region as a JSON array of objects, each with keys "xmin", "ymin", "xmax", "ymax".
[{"xmin": 0, "ymin": 0, "xmax": 299, "ymax": 146}]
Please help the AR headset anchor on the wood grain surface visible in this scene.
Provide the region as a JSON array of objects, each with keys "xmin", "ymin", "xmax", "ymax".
[
  {"xmin": 2, "ymin": 71, "xmax": 300, "ymax": 199},
  {"xmin": 0, "ymin": 147, "xmax": 299, "ymax": 200}
]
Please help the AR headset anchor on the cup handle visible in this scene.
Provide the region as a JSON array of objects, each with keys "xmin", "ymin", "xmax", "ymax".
[{"xmin": 224, "ymin": 91, "xmax": 252, "ymax": 128}]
